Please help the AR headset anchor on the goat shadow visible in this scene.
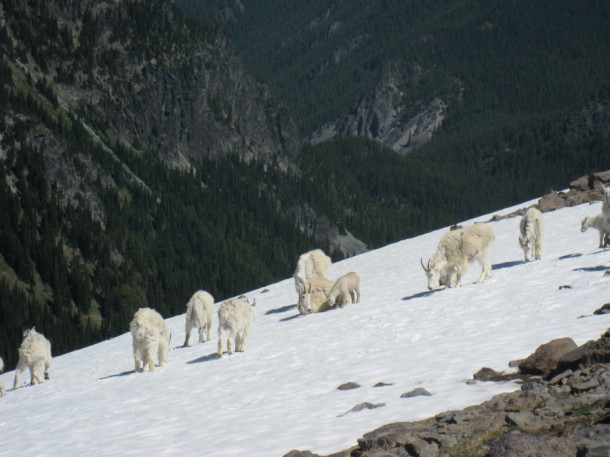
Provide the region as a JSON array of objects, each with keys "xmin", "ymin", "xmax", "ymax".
[
  {"xmin": 187, "ymin": 352, "xmax": 220, "ymax": 364},
  {"xmin": 572, "ymin": 265, "xmax": 609, "ymax": 273},
  {"xmin": 99, "ymin": 369, "xmax": 136, "ymax": 380},
  {"xmin": 559, "ymin": 253, "xmax": 583, "ymax": 260},
  {"xmin": 266, "ymin": 304, "xmax": 296, "ymax": 315},
  {"xmin": 492, "ymin": 260, "xmax": 523, "ymax": 270},
  {"xmin": 402, "ymin": 290, "xmax": 439, "ymax": 301},
  {"xmin": 279, "ymin": 313, "xmax": 304, "ymax": 322}
]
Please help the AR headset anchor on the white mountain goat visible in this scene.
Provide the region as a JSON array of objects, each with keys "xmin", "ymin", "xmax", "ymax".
[
  {"xmin": 293, "ymin": 249, "xmax": 332, "ymax": 295},
  {"xmin": 297, "ymin": 276, "xmax": 335, "ymax": 314},
  {"xmin": 602, "ymin": 184, "xmax": 610, "ymax": 214},
  {"xmin": 519, "ymin": 207, "xmax": 546, "ymax": 261},
  {"xmin": 421, "ymin": 223, "xmax": 495, "ymax": 290},
  {"xmin": 581, "ymin": 214, "xmax": 610, "ymax": 248},
  {"xmin": 12, "ymin": 327, "xmax": 52, "ymax": 390},
  {"xmin": 130, "ymin": 308, "xmax": 170, "ymax": 372},
  {"xmin": 0, "ymin": 357, "xmax": 5, "ymax": 397},
  {"xmin": 217, "ymin": 297, "xmax": 256, "ymax": 357},
  {"xmin": 325, "ymin": 272, "xmax": 361, "ymax": 308},
  {"xmin": 183, "ymin": 290, "xmax": 215, "ymax": 346}
]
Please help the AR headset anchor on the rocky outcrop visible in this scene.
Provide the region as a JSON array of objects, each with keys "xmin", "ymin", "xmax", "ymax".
[
  {"xmin": 487, "ymin": 170, "xmax": 610, "ymax": 222},
  {"xmin": 283, "ymin": 328, "xmax": 610, "ymax": 457},
  {"xmin": 537, "ymin": 170, "xmax": 610, "ymax": 213},
  {"xmin": 310, "ymin": 61, "xmax": 451, "ymax": 155}
]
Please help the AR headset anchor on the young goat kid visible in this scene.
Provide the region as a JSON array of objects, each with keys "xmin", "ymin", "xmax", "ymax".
[{"xmin": 326, "ymin": 272, "xmax": 360, "ymax": 308}]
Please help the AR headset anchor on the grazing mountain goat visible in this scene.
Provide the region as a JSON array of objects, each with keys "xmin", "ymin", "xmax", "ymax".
[
  {"xmin": 421, "ymin": 223, "xmax": 495, "ymax": 290},
  {"xmin": 183, "ymin": 290, "xmax": 215, "ymax": 346},
  {"xmin": 297, "ymin": 277, "xmax": 335, "ymax": 314},
  {"xmin": 217, "ymin": 297, "xmax": 256, "ymax": 357},
  {"xmin": 130, "ymin": 308, "xmax": 170, "ymax": 372},
  {"xmin": 0, "ymin": 357, "xmax": 5, "ymax": 397},
  {"xmin": 325, "ymin": 272, "xmax": 361, "ymax": 308},
  {"xmin": 293, "ymin": 249, "xmax": 332, "ymax": 295},
  {"xmin": 12, "ymin": 327, "xmax": 52, "ymax": 390},
  {"xmin": 581, "ymin": 214, "xmax": 610, "ymax": 248},
  {"xmin": 519, "ymin": 207, "xmax": 546, "ymax": 261}
]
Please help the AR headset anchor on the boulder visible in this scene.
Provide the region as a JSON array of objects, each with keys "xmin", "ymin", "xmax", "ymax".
[{"xmin": 518, "ymin": 337, "xmax": 578, "ymax": 375}]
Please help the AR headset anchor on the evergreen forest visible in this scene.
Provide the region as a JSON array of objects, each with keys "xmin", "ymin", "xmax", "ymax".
[{"xmin": 1, "ymin": 0, "xmax": 610, "ymax": 371}]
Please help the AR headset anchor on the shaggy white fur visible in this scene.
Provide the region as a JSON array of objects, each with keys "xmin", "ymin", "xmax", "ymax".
[
  {"xmin": 297, "ymin": 276, "xmax": 335, "ymax": 315},
  {"xmin": 183, "ymin": 290, "xmax": 215, "ymax": 346},
  {"xmin": 519, "ymin": 207, "xmax": 546, "ymax": 261},
  {"xmin": 0, "ymin": 357, "xmax": 5, "ymax": 397},
  {"xmin": 130, "ymin": 308, "xmax": 170, "ymax": 372},
  {"xmin": 13, "ymin": 327, "xmax": 52, "ymax": 390},
  {"xmin": 217, "ymin": 297, "xmax": 256, "ymax": 357},
  {"xmin": 581, "ymin": 214, "xmax": 610, "ymax": 248},
  {"xmin": 422, "ymin": 223, "xmax": 495, "ymax": 290},
  {"xmin": 293, "ymin": 249, "xmax": 332, "ymax": 295},
  {"xmin": 326, "ymin": 272, "xmax": 360, "ymax": 308}
]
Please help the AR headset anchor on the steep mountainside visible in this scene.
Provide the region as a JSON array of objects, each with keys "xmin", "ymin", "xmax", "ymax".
[
  {"xmin": 0, "ymin": 0, "xmax": 317, "ymax": 370},
  {"xmin": 179, "ymin": 0, "xmax": 610, "ymax": 151},
  {"xmin": 2, "ymin": 0, "xmax": 299, "ymax": 171},
  {"xmin": 1, "ymin": 0, "xmax": 610, "ymax": 374}
]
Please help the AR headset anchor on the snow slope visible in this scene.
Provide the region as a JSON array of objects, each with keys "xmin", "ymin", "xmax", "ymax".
[{"xmin": 1, "ymin": 198, "xmax": 609, "ymax": 457}]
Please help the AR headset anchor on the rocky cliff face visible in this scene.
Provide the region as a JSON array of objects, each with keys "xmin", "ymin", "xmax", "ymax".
[
  {"xmin": 101, "ymin": 28, "xmax": 301, "ymax": 170},
  {"xmin": 310, "ymin": 61, "xmax": 452, "ymax": 155},
  {"xmin": 2, "ymin": 0, "xmax": 299, "ymax": 174}
]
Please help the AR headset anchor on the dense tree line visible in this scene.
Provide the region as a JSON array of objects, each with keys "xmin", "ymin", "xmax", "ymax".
[
  {"xmin": 179, "ymin": 0, "xmax": 610, "ymax": 136},
  {"xmin": 1, "ymin": 0, "xmax": 609, "ymax": 374}
]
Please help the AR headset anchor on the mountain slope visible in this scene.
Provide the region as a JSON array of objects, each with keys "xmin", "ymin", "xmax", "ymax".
[
  {"xmin": 0, "ymin": 0, "xmax": 323, "ymax": 370},
  {"xmin": 179, "ymin": 0, "xmax": 610, "ymax": 137},
  {"xmin": 1, "ymin": 195, "xmax": 609, "ymax": 456}
]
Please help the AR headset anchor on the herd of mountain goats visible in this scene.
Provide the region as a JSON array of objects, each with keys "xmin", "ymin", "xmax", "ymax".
[{"xmin": 1, "ymin": 186, "xmax": 609, "ymax": 395}]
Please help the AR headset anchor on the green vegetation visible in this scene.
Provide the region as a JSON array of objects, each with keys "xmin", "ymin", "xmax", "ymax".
[
  {"xmin": 179, "ymin": 0, "xmax": 610, "ymax": 135},
  {"xmin": 1, "ymin": 0, "xmax": 609, "ymax": 372}
]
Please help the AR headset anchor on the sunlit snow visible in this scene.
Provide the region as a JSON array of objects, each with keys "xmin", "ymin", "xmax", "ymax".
[{"xmin": 1, "ymin": 197, "xmax": 609, "ymax": 457}]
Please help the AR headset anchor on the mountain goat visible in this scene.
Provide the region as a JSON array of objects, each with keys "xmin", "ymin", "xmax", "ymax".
[
  {"xmin": 130, "ymin": 308, "xmax": 170, "ymax": 372},
  {"xmin": 421, "ymin": 223, "xmax": 495, "ymax": 290},
  {"xmin": 217, "ymin": 297, "xmax": 256, "ymax": 357},
  {"xmin": 297, "ymin": 277, "xmax": 335, "ymax": 314},
  {"xmin": 519, "ymin": 207, "xmax": 546, "ymax": 261},
  {"xmin": 13, "ymin": 327, "xmax": 52, "ymax": 390},
  {"xmin": 293, "ymin": 249, "xmax": 332, "ymax": 295},
  {"xmin": 602, "ymin": 184, "xmax": 610, "ymax": 214},
  {"xmin": 183, "ymin": 290, "xmax": 215, "ymax": 346},
  {"xmin": 581, "ymin": 214, "xmax": 610, "ymax": 248},
  {"xmin": 326, "ymin": 272, "xmax": 360, "ymax": 308},
  {"xmin": 0, "ymin": 357, "xmax": 5, "ymax": 397}
]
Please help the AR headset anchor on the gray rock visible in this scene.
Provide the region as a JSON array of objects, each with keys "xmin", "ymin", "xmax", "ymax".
[
  {"xmin": 339, "ymin": 402, "xmax": 385, "ymax": 417},
  {"xmin": 487, "ymin": 432, "xmax": 577, "ymax": 457},
  {"xmin": 400, "ymin": 388, "xmax": 432, "ymax": 398},
  {"xmin": 337, "ymin": 382, "xmax": 361, "ymax": 390},
  {"xmin": 518, "ymin": 337, "xmax": 578, "ymax": 375}
]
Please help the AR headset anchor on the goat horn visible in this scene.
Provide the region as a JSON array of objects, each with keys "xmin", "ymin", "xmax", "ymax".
[{"xmin": 420, "ymin": 257, "xmax": 429, "ymax": 272}]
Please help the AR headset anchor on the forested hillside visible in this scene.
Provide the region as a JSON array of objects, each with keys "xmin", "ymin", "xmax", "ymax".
[
  {"xmin": 0, "ymin": 0, "xmax": 323, "ymax": 370},
  {"xmin": 1, "ymin": 0, "xmax": 609, "ymax": 372},
  {"xmin": 180, "ymin": 0, "xmax": 610, "ymax": 136},
  {"xmin": 180, "ymin": 0, "xmax": 610, "ymax": 240}
]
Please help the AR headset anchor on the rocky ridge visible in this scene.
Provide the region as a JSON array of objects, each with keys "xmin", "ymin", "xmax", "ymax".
[{"xmin": 284, "ymin": 325, "xmax": 610, "ymax": 457}]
